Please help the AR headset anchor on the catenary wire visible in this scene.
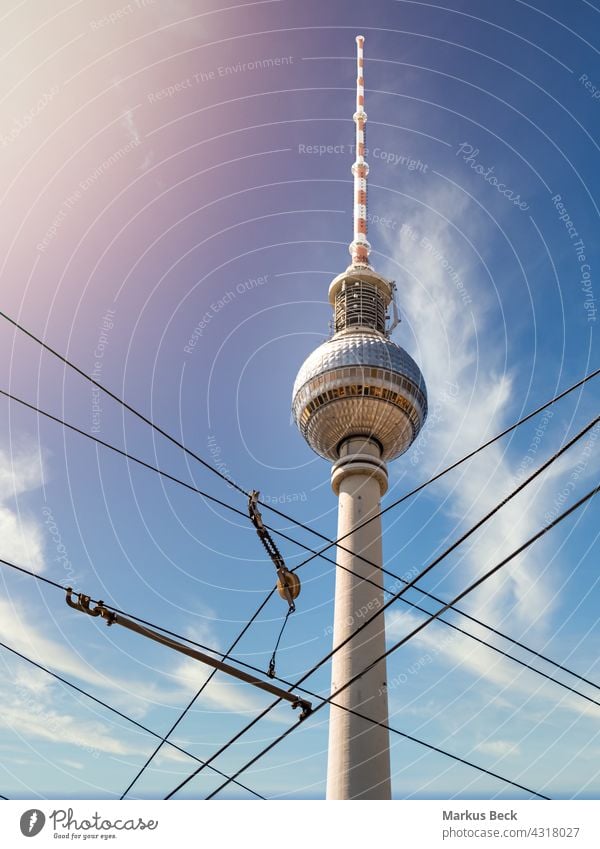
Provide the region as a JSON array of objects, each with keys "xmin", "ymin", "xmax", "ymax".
[
  {"xmin": 0, "ymin": 555, "xmax": 545, "ymax": 799},
  {"xmin": 0, "ymin": 639, "xmax": 264, "ymax": 799},
  {"xmin": 3, "ymin": 545, "xmax": 600, "ymax": 738},
  {"xmin": 165, "ymin": 484, "xmax": 598, "ymax": 800},
  {"xmin": 4, "ymin": 383, "xmax": 599, "ymax": 795},
  {"xmin": 1, "ymin": 311, "xmax": 598, "ymax": 568},
  {"xmin": 9, "ymin": 553, "xmax": 538, "ymax": 803},
  {"xmin": 0, "ymin": 475, "xmax": 593, "ymax": 803},
  {"xmin": 199, "ymin": 485, "xmax": 599, "ymax": 800},
  {"xmin": 2, "ymin": 331, "xmax": 597, "ymax": 793},
  {"xmin": 4, "ymin": 383, "xmax": 600, "ymax": 802},
  {"xmin": 0, "ymin": 538, "xmax": 276, "ymax": 800},
  {"xmin": 3, "ymin": 281, "xmax": 597, "ymax": 801},
  {"xmin": 3, "ymin": 386, "xmax": 598, "ymax": 696}
]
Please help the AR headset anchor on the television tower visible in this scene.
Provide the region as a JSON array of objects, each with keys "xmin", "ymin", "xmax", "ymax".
[{"xmin": 292, "ymin": 35, "xmax": 428, "ymax": 800}]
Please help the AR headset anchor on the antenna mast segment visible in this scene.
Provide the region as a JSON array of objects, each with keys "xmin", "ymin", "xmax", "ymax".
[{"xmin": 349, "ymin": 35, "xmax": 370, "ymax": 267}]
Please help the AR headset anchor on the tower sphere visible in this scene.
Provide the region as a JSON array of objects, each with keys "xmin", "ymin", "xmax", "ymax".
[{"xmin": 292, "ymin": 265, "xmax": 427, "ymax": 462}]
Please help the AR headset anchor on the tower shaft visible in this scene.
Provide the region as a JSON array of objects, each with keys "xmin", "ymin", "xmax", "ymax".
[{"xmin": 326, "ymin": 438, "xmax": 391, "ymax": 800}]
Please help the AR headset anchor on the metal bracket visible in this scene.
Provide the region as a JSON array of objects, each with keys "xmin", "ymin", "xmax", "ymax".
[
  {"xmin": 292, "ymin": 698, "xmax": 312, "ymax": 721},
  {"xmin": 65, "ymin": 588, "xmax": 116, "ymax": 624},
  {"xmin": 65, "ymin": 586, "xmax": 310, "ymax": 716},
  {"xmin": 387, "ymin": 280, "xmax": 401, "ymax": 335}
]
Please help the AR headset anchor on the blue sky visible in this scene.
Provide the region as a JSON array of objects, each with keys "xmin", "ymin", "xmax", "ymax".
[{"xmin": 0, "ymin": 0, "xmax": 599, "ymax": 799}]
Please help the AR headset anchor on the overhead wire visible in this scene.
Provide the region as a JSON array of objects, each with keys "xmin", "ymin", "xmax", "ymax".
[
  {"xmin": 118, "ymin": 589, "xmax": 275, "ymax": 799},
  {"xmin": 0, "ymin": 543, "xmax": 278, "ymax": 799},
  {"xmin": 11, "ymin": 552, "xmax": 529, "ymax": 801},
  {"xmin": 2, "ymin": 315, "xmax": 598, "ymax": 797},
  {"xmin": 1, "ymin": 481, "xmax": 596, "ymax": 802},
  {"xmin": 0, "ymin": 309, "xmax": 249, "ymax": 497},
  {"xmin": 3, "ymin": 547, "xmax": 600, "ymax": 740},
  {"xmin": 4, "ymin": 388, "xmax": 600, "ymax": 799},
  {"xmin": 1, "ymin": 310, "xmax": 598, "ymax": 571},
  {"xmin": 197, "ymin": 485, "xmax": 599, "ymax": 800},
  {"xmin": 2, "ymin": 387, "xmax": 598, "ymax": 697},
  {"xmin": 164, "ymin": 484, "xmax": 599, "ymax": 800},
  {"xmin": 0, "ymin": 555, "xmax": 544, "ymax": 799}
]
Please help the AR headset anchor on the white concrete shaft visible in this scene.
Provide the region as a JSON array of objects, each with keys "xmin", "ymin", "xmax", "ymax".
[{"xmin": 326, "ymin": 438, "xmax": 391, "ymax": 800}]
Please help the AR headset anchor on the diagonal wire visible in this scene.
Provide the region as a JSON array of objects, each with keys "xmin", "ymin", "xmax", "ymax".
[
  {"xmin": 4, "ymin": 388, "xmax": 600, "ymax": 798},
  {"xmin": 199, "ymin": 484, "xmax": 599, "ymax": 800},
  {"xmin": 0, "ymin": 309, "xmax": 249, "ymax": 497},
  {"xmin": 1, "ymin": 474, "xmax": 596, "ymax": 802},
  {"xmin": 1, "ymin": 320, "xmax": 597, "ymax": 793},
  {"xmin": 0, "ymin": 639, "xmax": 264, "ymax": 799},
  {"xmin": 3, "ymin": 547, "xmax": 600, "ymax": 725},
  {"xmin": 3, "ymin": 386, "xmax": 599, "ymax": 695},
  {"xmin": 165, "ymin": 484, "xmax": 599, "ymax": 800},
  {"xmin": 1, "ymin": 309, "xmax": 597, "ymax": 567},
  {"xmin": 0, "ymin": 543, "xmax": 276, "ymax": 800},
  {"xmin": 2, "ymin": 555, "xmax": 545, "ymax": 799}
]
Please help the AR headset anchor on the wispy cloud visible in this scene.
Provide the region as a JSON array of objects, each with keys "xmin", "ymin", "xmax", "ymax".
[
  {"xmin": 383, "ymin": 186, "xmax": 558, "ymax": 630},
  {"xmin": 475, "ymin": 739, "xmax": 521, "ymax": 758},
  {"xmin": 380, "ymin": 185, "xmax": 597, "ymax": 726},
  {"xmin": 0, "ymin": 445, "xmax": 45, "ymax": 573}
]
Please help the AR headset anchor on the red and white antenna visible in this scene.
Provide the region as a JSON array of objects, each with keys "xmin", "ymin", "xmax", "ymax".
[{"xmin": 349, "ymin": 35, "xmax": 370, "ymax": 267}]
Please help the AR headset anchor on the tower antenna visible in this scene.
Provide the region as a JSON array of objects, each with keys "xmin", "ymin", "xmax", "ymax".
[
  {"xmin": 350, "ymin": 35, "xmax": 370, "ymax": 267},
  {"xmin": 293, "ymin": 33, "xmax": 428, "ymax": 800}
]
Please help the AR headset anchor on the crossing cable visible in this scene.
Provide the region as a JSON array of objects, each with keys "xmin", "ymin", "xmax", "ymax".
[
  {"xmin": 195, "ymin": 485, "xmax": 600, "ymax": 801},
  {"xmin": 3, "ymin": 315, "xmax": 595, "ymax": 796},
  {"xmin": 117, "ymin": 589, "xmax": 276, "ymax": 800},
  {"xmin": 0, "ymin": 639, "xmax": 265, "ymax": 799},
  {"xmin": 0, "ymin": 552, "xmax": 546, "ymax": 799},
  {"xmin": 0, "ymin": 494, "xmax": 592, "ymax": 803},
  {"xmin": 3, "ymin": 390, "xmax": 599, "ymax": 802},
  {"xmin": 283, "ymin": 414, "xmax": 600, "ymax": 692},
  {"xmin": 64, "ymin": 589, "xmax": 311, "ymax": 717},
  {"xmin": 4, "ymin": 543, "xmax": 599, "ymax": 744},
  {"xmin": 2, "ymin": 345, "xmax": 598, "ymax": 789},
  {"xmin": 0, "ymin": 794, "xmax": 8, "ymax": 800},
  {"xmin": 3, "ymin": 387, "xmax": 600, "ymax": 698},
  {"xmin": 1, "ymin": 308, "xmax": 598, "ymax": 562},
  {"xmin": 165, "ymin": 484, "xmax": 599, "ymax": 800}
]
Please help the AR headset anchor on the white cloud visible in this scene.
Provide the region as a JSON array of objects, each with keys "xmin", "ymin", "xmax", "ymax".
[
  {"xmin": 378, "ymin": 185, "xmax": 598, "ymax": 725},
  {"xmin": 121, "ymin": 108, "xmax": 141, "ymax": 146},
  {"xmin": 382, "ymin": 187, "xmax": 557, "ymax": 631},
  {"xmin": 475, "ymin": 739, "xmax": 521, "ymax": 758},
  {"xmin": 0, "ymin": 685, "xmax": 187, "ymax": 764},
  {"xmin": 0, "ymin": 447, "xmax": 42, "ymax": 496},
  {"xmin": 0, "ymin": 445, "xmax": 44, "ymax": 572},
  {"xmin": 0, "ymin": 591, "xmax": 287, "ymax": 777}
]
